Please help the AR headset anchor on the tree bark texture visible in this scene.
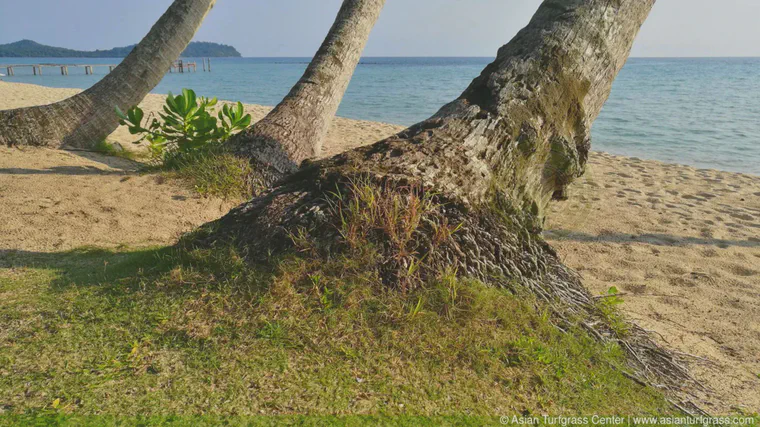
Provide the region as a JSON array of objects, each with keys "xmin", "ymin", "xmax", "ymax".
[
  {"xmin": 228, "ymin": 0, "xmax": 385, "ymax": 185},
  {"xmin": 203, "ymin": 0, "xmax": 655, "ymax": 267},
  {"xmin": 193, "ymin": 0, "xmax": 710, "ymax": 404},
  {"xmin": 0, "ymin": 0, "xmax": 216, "ymax": 149}
]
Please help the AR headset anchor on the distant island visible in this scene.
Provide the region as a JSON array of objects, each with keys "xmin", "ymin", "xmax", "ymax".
[{"xmin": 0, "ymin": 40, "xmax": 242, "ymax": 58}]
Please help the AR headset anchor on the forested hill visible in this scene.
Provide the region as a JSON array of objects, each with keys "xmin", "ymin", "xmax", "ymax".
[{"xmin": 0, "ymin": 40, "xmax": 242, "ymax": 58}]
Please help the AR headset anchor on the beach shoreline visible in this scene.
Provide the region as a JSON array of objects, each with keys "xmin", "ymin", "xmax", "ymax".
[{"xmin": 1, "ymin": 80, "xmax": 759, "ymax": 412}]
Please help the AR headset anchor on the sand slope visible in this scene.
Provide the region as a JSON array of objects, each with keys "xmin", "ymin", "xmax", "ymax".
[{"xmin": 1, "ymin": 81, "xmax": 759, "ymax": 412}]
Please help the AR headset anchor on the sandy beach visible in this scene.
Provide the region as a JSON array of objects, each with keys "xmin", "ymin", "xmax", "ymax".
[{"xmin": 1, "ymin": 80, "xmax": 758, "ymax": 412}]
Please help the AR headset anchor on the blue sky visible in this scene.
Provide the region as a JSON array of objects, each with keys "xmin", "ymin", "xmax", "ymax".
[{"xmin": 1, "ymin": 0, "xmax": 759, "ymax": 57}]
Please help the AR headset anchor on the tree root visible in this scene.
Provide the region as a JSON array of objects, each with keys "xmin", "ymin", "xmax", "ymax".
[{"xmin": 187, "ymin": 169, "xmax": 713, "ymax": 414}]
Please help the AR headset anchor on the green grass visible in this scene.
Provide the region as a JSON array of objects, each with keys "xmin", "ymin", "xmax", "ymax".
[
  {"xmin": 0, "ymin": 415, "xmax": 499, "ymax": 426},
  {"xmin": 90, "ymin": 140, "xmax": 142, "ymax": 162},
  {"xmin": 89, "ymin": 141, "xmax": 254, "ymax": 201},
  {"xmin": 0, "ymin": 242, "xmax": 673, "ymax": 420},
  {"xmin": 595, "ymin": 287, "xmax": 630, "ymax": 337},
  {"xmin": 129, "ymin": 148, "xmax": 252, "ymax": 201},
  {"xmin": 161, "ymin": 151, "xmax": 254, "ymax": 200}
]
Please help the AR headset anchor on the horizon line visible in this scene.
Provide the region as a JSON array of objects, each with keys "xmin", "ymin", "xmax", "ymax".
[
  {"xmin": 3, "ymin": 55, "xmax": 760, "ymax": 60},
  {"xmin": 258, "ymin": 55, "xmax": 760, "ymax": 59}
]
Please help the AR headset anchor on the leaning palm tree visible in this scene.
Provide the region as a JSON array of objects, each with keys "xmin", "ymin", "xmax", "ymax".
[
  {"xmin": 0, "ymin": 0, "xmax": 217, "ymax": 149},
  {"xmin": 206, "ymin": 0, "xmax": 657, "ymax": 297},
  {"xmin": 228, "ymin": 0, "xmax": 385, "ymax": 186},
  {"xmin": 196, "ymin": 0, "xmax": 701, "ymax": 403}
]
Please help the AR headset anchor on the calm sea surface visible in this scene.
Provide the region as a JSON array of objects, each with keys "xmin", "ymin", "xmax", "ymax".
[{"xmin": 2, "ymin": 57, "xmax": 759, "ymax": 174}]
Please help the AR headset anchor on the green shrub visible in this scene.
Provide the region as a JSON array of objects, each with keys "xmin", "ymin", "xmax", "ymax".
[{"xmin": 116, "ymin": 89, "xmax": 251, "ymax": 165}]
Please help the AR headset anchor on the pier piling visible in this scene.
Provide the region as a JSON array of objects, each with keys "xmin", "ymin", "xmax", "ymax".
[{"xmin": 1, "ymin": 61, "xmax": 207, "ymax": 78}]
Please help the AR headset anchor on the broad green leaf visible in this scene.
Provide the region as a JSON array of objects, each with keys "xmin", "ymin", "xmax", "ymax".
[{"xmin": 115, "ymin": 106, "xmax": 128, "ymax": 121}]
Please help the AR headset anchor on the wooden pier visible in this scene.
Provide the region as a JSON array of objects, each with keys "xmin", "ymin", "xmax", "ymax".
[
  {"xmin": 168, "ymin": 58, "xmax": 212, "ymax": 73},
  {"xmin": 1, "ymin": 63, "xmax": 117, "ymax": 77},
  {"xmin": 1, "ymin": 58, "xmax": 212, "ymax": 77}
]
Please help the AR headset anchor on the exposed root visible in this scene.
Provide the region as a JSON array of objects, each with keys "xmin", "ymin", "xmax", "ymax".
[{"xmin": 188, "ymin": 168, "xmax": 711, "ymax": 414}]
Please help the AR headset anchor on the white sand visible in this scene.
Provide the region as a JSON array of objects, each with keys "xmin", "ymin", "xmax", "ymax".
[{"xmin": 1, "ymin": 80, "xmax": 758, "ymax": 412}]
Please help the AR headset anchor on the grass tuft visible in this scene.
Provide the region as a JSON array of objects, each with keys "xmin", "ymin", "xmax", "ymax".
[
  {"xmin": 595, "ymin": 287, "xmax": 630, "ymax": 337},
  {"xmin": 157, "ymin": 149, "xmax": 255, "ymax": 200},
  {"xmin": 88, "ymin": 140, "xmax": 252, "ymax": 201},
  {"xmin": 90, "ymin": 140, "xmax": 141, "ymax": 161},
  {"xmin": 318, "ymin": 178, "xmax": 461, "ymax": 291}
]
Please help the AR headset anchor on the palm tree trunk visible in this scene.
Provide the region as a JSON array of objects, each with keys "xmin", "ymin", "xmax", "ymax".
[
  {"xmin": 202, "ymin": 0, "xmax": 655, "ymax": 271},
  {"xmin": 228, "ymin": 0, "xmax": 385, "ymax": 186},
  {"xmin": 0, "ymin": 0, "xmax": 217, "ymax": 149},
  {"xmin": 197, "ymin": 0, "xmax": 662, "ymax": 336},
  {"xmin": 194, "ymin": 0, "xmax": 703, "ymax": 398}
]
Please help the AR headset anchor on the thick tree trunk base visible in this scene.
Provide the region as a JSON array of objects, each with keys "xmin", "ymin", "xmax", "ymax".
[
  {"xmin": 186, "ymin": 165, "xmax": 709, "ymax": 414},
  {"xmin": 1, "ymin": 95, "xmax": 114, "ymax": 148},
  {"xmin": 226, "ymin": 132, "xmax": 298, "ymax": 192}
]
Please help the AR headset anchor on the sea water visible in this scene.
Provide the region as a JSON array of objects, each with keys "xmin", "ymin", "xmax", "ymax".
[{"xmin": 2, "ymin": 57, "xmax": 759, "ymax": 175}]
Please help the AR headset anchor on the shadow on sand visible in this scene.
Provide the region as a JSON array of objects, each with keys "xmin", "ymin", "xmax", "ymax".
[
  {"xmin": 0, "ymin": 246, "xmax": 173, "ymax": 291},
  {"xmin": 1, "ymin": 146, "xmax": 141, "ymax": 174},
  {"xmin": 0, "ymin": 165, "xmax": 132, "ymax": 176},
  {"xmin": 545, "ymin": 229, "xmax": 760, "ymax": 249}
]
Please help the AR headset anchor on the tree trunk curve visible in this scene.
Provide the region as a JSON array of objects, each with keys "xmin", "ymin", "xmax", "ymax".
[
  {"xmin": 227, "ymin": 0, "xmax": 385, "ymax": 186},
  {"xmin": 201, "ymin": 0, "xmax": 655, "ymax": 301},
  {"xmin": 189, "ymin": 0, "xmax": 708, "ymax": 412},
  {"xmin": 0, "ymin": 0, "xmax": 216, "ymax": 149}
]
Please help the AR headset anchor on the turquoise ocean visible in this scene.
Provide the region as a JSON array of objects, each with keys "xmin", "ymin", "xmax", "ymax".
[{"xmin": 2, "ymin": 57, "xmax": 759, "ymax": 175}]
